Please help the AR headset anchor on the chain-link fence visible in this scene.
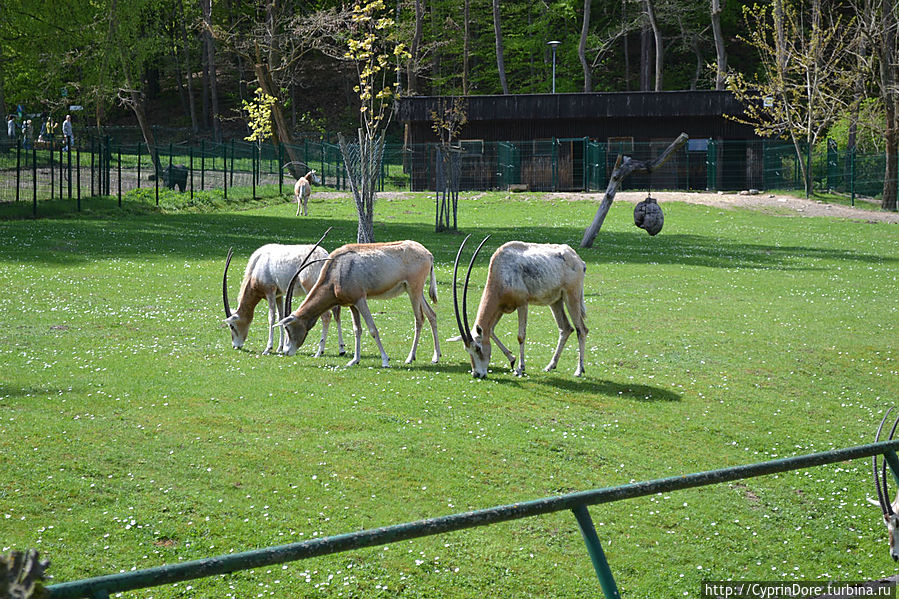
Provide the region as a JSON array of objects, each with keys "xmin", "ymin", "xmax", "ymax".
[{"xmin": 0, "ymin": 132, "xmax": 892, "ymax": 217}]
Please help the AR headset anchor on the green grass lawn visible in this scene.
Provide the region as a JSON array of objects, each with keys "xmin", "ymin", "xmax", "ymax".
[{"xmin": 1, "ymin": 191, "xmax": 897, "ymax": 598}]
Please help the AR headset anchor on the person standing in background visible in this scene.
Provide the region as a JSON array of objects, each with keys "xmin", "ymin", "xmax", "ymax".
[{"xmin": 62, "ymin": 114, "xmax": 74, "ymax": 151}]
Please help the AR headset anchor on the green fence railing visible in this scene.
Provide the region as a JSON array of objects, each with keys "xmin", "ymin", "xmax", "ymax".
[{"xmin": 42, "ymin": 438, "xmax": 899, "ymax": 599}]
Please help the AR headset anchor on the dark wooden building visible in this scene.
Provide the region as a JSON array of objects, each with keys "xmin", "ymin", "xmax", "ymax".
[{"xmin": 395, "ymin": 91, "xmax": 764, "ymax": 191}]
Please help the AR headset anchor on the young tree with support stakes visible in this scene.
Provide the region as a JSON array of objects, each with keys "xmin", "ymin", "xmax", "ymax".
[
  {"xmin": 431, "ymin": 96, "xmax": 467, "ymax": 232},
  {"xmin": 727, "ymin": 0, "xmax": 854, "ymax": 198},
  {"xmin": 340, "ymin": 0, "xmax": 410, "ymax": 244}
]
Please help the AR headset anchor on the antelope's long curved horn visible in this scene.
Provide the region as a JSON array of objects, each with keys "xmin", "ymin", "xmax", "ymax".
[
  {"xmin": 223, "ymin": 247, "xmax": 234, "ymax": 318},
  {"xmin": 883, "ymin": 414, "xmax": 899, "ymax": 515},
  {"xmin": 462, "ymin": 235, "xmax": 491, "ymax": 340},
  {"xmin": 875, "ymin": 409, "xmax": 894, "ymax": 515},
  {"xmin": 452, "ymin": 235, "xmax": 472, "ymax": 345},
  {"xmin": 285, "ymin": 227, "xmax": 332, "ymax": 314}
]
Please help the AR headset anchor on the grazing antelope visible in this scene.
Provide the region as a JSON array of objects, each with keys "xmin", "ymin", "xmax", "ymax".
[
  {"xmin": 294, "ymin": 170, "xmax": 321, "ymax": 216},
  {"xmin": 276, "ymin": 240, "xmax": 440, "ymax": 368},
  {"xmin": 222, "ymin": 243, "xmax": 345, "ymax": 356},
  {"xmin": 870, "ymin": 408, "xmax": 899, "ymax": 561},
  {"xmin": 452, "ymin": 235, "xmax": 588, "ymax": 379}
]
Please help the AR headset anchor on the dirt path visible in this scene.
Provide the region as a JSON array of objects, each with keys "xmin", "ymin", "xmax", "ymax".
[{"xmin": 548, "ymin": 190, "xmax": 899, "ymax": 224}]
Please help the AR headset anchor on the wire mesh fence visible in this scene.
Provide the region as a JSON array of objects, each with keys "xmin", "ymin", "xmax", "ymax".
[{"xmin": 0, "ymin": 132, "xmax": 893, "ymax": 218}]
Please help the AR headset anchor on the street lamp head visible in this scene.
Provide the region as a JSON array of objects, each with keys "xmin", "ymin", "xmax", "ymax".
[{"xmin": 547, "ymin": 40, "xmax": 561, "ymax": 49}]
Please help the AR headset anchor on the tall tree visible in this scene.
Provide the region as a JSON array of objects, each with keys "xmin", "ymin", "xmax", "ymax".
[
  {"xmin": 710, "ymin": 0, "xmax": 727, "ymax": 90},
  {"xmin": 579, "ymin": 0, "xmax": 592, "ymax": 92},
  {"xmin": 493, "ymin": 0, "xmax": 510, "ymax": 94},
  {"xmin": 729, "ymin": 0, "xmax": 854, "ymax": 197},
  {"xmin": 645, "ymin": 0, "xmax": 663, "ymax": 90},
  {"xmin": 199, "ymin": 0, "xmax": 221, "ymax": 139},
  {"xmin": 854, "ymin": 0, "xmax": 899, "ymax": 211}
]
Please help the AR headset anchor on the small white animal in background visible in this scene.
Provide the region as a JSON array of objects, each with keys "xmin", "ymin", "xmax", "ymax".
[
  {"xmin": 223, "ymin": 243, "xmax": 345, "ymax": 356},
  {"xmin": 295, "ymin": 170, "xmax": 321, "ymax": 216}
]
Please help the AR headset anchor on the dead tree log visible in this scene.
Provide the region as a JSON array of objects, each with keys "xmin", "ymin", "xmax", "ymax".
[{"xmin": 580, "ymin": 132, "xmax": 688, "ymax": 248}]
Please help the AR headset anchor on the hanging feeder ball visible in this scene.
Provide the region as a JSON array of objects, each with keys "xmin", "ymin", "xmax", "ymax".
[{"xmin": 634, "ymin": 196, "xmax": 664, "ymax": 236}]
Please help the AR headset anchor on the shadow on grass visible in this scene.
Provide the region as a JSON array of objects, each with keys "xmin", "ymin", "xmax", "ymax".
[
  {"xmin": 1, "ymin": 206, "xmax": 894, "ymax": 272},
  {"xmin": 538, "ymin": 375, "xmax": 681, "ymax": 402}
]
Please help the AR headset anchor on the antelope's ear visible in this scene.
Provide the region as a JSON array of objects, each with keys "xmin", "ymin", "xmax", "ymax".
[
  {"xmin": 475, "ymin": 325, "xmax": 483, "ymax": 336},
  {"xmin": 447, "ymin": 335, "xmax": 465, "ymax": 342},
  {"xmin": 869, "ymin": 497, "xmax": 885, "ymax": 508},
  {"xmin": 275, "ymin": 315, "xmax": 296, "ymax": 328},
  {"xmin": 224, "ymin": 314, "xmax": 239, "ymax": 324}
]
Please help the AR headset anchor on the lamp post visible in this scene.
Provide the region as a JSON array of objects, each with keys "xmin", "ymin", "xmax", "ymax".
[{"xmin": 548, "ymin": 40, "xmax": 561, "ymax": 93}]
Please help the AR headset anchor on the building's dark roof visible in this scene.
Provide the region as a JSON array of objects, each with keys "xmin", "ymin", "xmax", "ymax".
[
  {"xmin": 396, "ymin": 91, "xmax": 757, "ymax": 142},
  {"xmin": 397, "ymin": 91, "xmax": 747, "ymax": 122}
]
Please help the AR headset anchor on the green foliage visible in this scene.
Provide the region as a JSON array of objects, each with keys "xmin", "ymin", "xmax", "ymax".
[
  {"xmin": 825, "ymin": 99, "xmax": 887, "ymax": 152},
  {"xmin": 346, "ymin": 0, "xmax": 410, "ymax": 136},
  {"xmin": 242, "ymin": 89, "xmax": 277, "ymax": 147}
]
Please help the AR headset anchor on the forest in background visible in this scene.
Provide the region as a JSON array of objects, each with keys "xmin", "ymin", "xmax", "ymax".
[
  {"xmin": 0, "ymin": 0, "xmax": 826, "ymax": 138},
  {"xmin": 1, "ymin": 0, "xmax": 898, "ymax": 209}
]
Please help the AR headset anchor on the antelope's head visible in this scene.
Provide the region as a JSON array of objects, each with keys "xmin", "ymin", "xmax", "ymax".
[
  {"xmin": 452, "ymin": 235, "xmax": 491, "ymax": 378},
  {"xmin": 307, "ymin": 170, "xmax": 321, "ymax": 185},
  {"xmin": 870, "ymin": 408, "xmax": 899, "ymax": 562},
  {"xmin": 222, "ymin": 247, "xmax": 251, "ymax": 349}
]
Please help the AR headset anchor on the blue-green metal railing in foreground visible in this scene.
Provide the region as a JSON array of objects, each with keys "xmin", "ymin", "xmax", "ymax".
[{"xmin": 46, "ymin": 439, "xmax": 899, "ymax": 599}]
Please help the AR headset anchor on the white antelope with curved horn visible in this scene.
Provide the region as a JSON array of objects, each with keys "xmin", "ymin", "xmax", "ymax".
[
  {"xmin": 222, "ymin": 230, "xmax": 344, "ymax": 356},
  {"xmin": 276, "ymin": 240, "xmax": 440, "ymax": 368},
  {"xmin": 452, "ymin": 235, "xmax": 588, "ymax": 379},
  {"xmin": 870, "ymin": 408, "xmax": 899, "ymax": 561}
]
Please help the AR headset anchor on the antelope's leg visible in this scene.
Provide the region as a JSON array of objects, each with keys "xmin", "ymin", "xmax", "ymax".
[
  {"xmin": 347, "ymin": 305, "xmax": 363, "ymax": 366},
  {"xmin": 353, "ymin": 299, "xmax": 390, "ymax": 368},
  {"xmin": 545, "ymin": 299, "xmax": 574, "ymax": 373},
  {"xmin": 405, "ymin": 290, "xmax": 425, "ymax": 364},
  {"xmin": 263, "ymin": 294, "xmax": 278, "ymax": 355},
  {"xmin": 422, "ymin": 294, "xmax": 441, "ymax": 363},
  {"xmin": 490, "ymin": 332, "xmax": 516, "ymax": 367},
  {"xmin": 333, "ymin": 306, "xmax": 347, "ymax": 355},
  {"xmin": 316, "ymin": 310, "xmax": 330, "ymax": 357},
  {"xmin": 515, "ymin": 305, "xmax": 528, "ymax": 376}
]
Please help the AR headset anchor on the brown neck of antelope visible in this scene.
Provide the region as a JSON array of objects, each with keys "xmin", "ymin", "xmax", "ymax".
[
  {"xmin": 234, "ymin": 280, "xmax": 264, "ymax": 322},
  {"xmin": 294, "ymin": 281, "xmax": 339, "ymax": 322},
  {"xmin": 472, "ymin": 290, "xmax": 504, "ymax": 342}
]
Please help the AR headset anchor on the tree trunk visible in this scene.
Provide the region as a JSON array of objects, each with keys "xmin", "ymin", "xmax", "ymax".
[
  {"xmin": 254, "ymin": 60, "xmax": 304, "ymax": 179},
  {"xmin": 640, "ymin": 22, "xmax": 651, "ymax": 91},
  {"xmin": 409, "ymin": 0, "xmax": 423, "ymax": 94},
  {"xmin": 623, "ymin": 0, "xmax": 630, "ymax": 90},
  {"xmin": 178, "ymin": 0, "xmax": 198, "ymax": 133},
  {"xmin": 879, "ymin": 0, "xmax": 898, "ymax": 211},
  {"xmin": 579, "ymin": 0, "xmax": 591, "ymax": 92},
  {"xmin": 581, "ymin": 133, "xmax": 688, "ymax": 247},
  {"xmin": 710, "ymin": 0, "xmax": 727, "ymax": 90},
  {"xmin": 645, "ymin": 0, "xmax": 663, "ymax": 91},
  {"xmin": 493, "ymin": 0, "xmax": 509, "ymax": 94},
  {"xmin": 200, "ymin": 0, "xmax": 221, "ymax": 140},
  {"xmin": 463, "ymin": 0, "xmax": 470, "ymax": 95}
]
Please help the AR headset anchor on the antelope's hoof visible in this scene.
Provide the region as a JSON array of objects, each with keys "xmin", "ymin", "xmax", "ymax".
[{"xmin": 338, "ymin": 349, "xmax": 347, "ymax": 357}]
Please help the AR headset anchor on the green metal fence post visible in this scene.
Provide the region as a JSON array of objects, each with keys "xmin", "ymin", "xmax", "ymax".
[
  {"xmin": 278, "ymin": 143, "xmax": 283, "ymax": 195},
  {"xmin": 572, "ymin": 505, "xmax": 621, "ymax": 598},
  {"xmin": 15, "ymin": 141, "xmax": 20, "ymax": 202},
  {"xmin": 850, "ymin": 145, "xmax": 856, "ymax": 207},
  {"xmin": 189, "ymin": 147, "xmax": 194, "ymax": 201},
  {"xmin": 32, "ymin": 145, "xmax": 37, "ymax": 218},
  {"xmin": 223, "ymin": 143, "xmax": 228, "ymax": 200},
  {"xmin": 201, "ymin": 140, "xmax": 205, "ymax": 191},
  {"xmin": 117, "ymin": 144, "xmax": 122, "ymax": 207},
  {"xmin": 137, "ymin": 142, "xmax": 142, "ymax": 189},
  {"xmin": 884, "ymin": 450, "xmax": 899, "ymax": 489},
  {"xmin": 76, "ymin": 147, "xmax": 81, "ymax": 212}
]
